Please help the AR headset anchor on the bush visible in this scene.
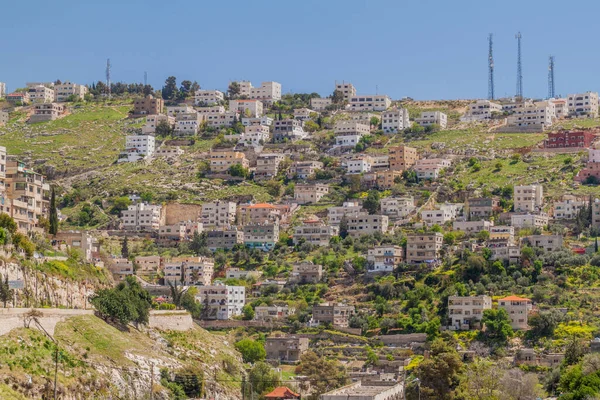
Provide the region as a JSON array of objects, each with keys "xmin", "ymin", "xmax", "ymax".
[{"xmin": 234, "ymin": 339, "xmax": 266, "ymax": 363}]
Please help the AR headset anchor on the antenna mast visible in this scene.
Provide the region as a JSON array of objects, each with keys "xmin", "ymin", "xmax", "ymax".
[
  {"xmin": 106, "ymin": 59, "xmax": 112, "ymax": 99},
  {"xmin": 488, "ymin": 33, "xmax": 495, "ymax": 100},
  {"xmin": 548, "ymin": 56, "xmax": 555, "ymax": 99},
  {"xmin": 144, "ymin": 71, "xmax": 148, "ymax": 86},
  {"xmin": 515, "ymin": 32, "xmax": 523, "ymax": 99}
]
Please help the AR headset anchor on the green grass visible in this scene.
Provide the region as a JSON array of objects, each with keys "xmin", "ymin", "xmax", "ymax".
[
  {"xmin": 0, "ymin": 385, "xmax": 28, "ymax": 400},
  {"xmin": 29, "ymin": 258, "xmax": 112, "ymax": 284}
]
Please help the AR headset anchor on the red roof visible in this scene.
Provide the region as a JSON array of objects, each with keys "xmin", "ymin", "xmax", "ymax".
[
  {"xmin": 265, "ymin": 387, "xmax": 300, "ymax": 399},
  {"xmin": 248, "ymin": 203, "xmax": 276, "ymax": 209},
  {"xmin": 499, "ymin": 296, "xmax": 530, "ymax": 302}
]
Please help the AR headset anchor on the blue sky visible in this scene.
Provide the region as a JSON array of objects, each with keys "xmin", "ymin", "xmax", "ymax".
[{"xmin": 3, "ymin": 0, "xmax": 599, "ymax": 100}]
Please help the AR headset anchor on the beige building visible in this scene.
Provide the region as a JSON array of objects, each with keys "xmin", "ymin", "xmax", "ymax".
[
  {"xmin": 452, "ymin": 220, "xmax": 492, "ymax": 235},
  {"xmin": 310, "ymin": 97, "xmax": 332, "ymax": 111},
  {"xmin": 489, "ymin": 225, "xmax": 515, "ymax": 242},
  {"xmin": 164, "ymin": 256, "xmax": 214, "ymax": 286},
  {"xmin": 293, "ymin": 219, "xmax": 338, "ymax": 246},
  {"xmin": 367, "ymin": 245, "xmax": 403, "ymax": 273},
  {"xmin": 195, "ymin": 89, "xmax": 224, "ymax": 106},
  {"xmin": 240, "ymin": 123, "xmax": 270, "ymax": 147},
  {"xmin": 375, "ymin": 170, "xmax": 403, "ymax": 189},
  {"xmin": 312, "ymin": 303, "xmax": 354, "ymax": 327},
  {"xmin": 294, "ymin": 183, "xmax": 329, "ymax": 204},
  {"xmin": 210, "ymin": 150, "xmax": 249, "ymax": 173},
  {"xmin": 335, "ymin": 82, "xmax": 357, "ymax": 101},
  {"xmin": 381, "ymin": 108, "xmax": 410, "ymax": 133},
  {"xmin": 201, "ymin": 201, "xmax": 237, "ymax": 227},
  {"xmin": 273, "ymin": 119, "xmax": 307, "ymax": 142},
  {"xmin": 288, "ymin": 160, "xmax": 323, "ymax": 179},
  {"xmin": 52, "ymin": 231, "xmax": 100, "ymax": 262},
  {"xmin": 347, "ymin": 213, "xmax": 388, "ymax": 237},
  {"xmin": 448, "ymin": 295, "xmax": 492, "ymax": 330},
  {"xmin": 158, "ymin": 220, "xmax": 203, "ymax": 242},
  {"xmin": 206, "ymin": 227, "xmax": 244, "ymax": 251},
  {"xmin": 255, "ymin": 306, "xmax": 292, "ymax": 322},
  {"xmin": 291, "ymin": 261, "xmax": 323, "ymax": 284},
  {"xmin": 514, "ymin": 185, "xmax": 544, "ymax": 212},
  {"xmin": 108, "ymin": 258, "xmax": 134, "ymax": 282},
  {"xmin": 265, "ymin": 336, "xmax": 309, "ymax": 362},
  {"xmin": 510, "ymin": 213, "xmax": 550, "ymax": 229},
  {"xmin": 175, "ymin": 112, "xmax": 202, "ymax": 136},
  {"xmin": 498, "ymin": 296, "xmax": 532, "ymax": 330},
  {"xmin": 0, "ymin": 111, "xmax": 8, "ymax": 127},
  {"xmin": 567, "ymin": 92, "xmax": 599, "ymax": 117},
  {"xmin": 506, "ymin": 101, "xmax": 555, "ymax": 131},
  {"xmin": 461, "ymin": 100, "xmax": 503, "ymax": 121},
  {"xmin": 334, "ymin": 120, "xmax": 370, "ymax": 135},
  {"xmin": 467, "ymin": 197, "xmax": 500, "ymax": 220},
  {"xmin": 248, "ymin": 81, "xmax": 282, "ymax": 105},
  {"xmin": 28, "ymin": 85, "xmax": 55, "ymax": 103},
  {"xmin": 293, "ymin": 107, "xmax": 316, "ymax": 121},
  {"xmin": 380, "ymin": 197, "xmax": 415, "ymax": 219},
  {"xmin": 134, "ymin": 255, "xmax": 162, "ymax": 276},
  {"xmin": 196, "ymin": 284, "xmax": 245, "ymax": 320},
  {"xmin": 142, "ymin": 114, "xmax": 175, "ymax": 134},
  {"xmin": 415, "ymin": 111, "xmax": 447, "ymax": 129},
  {"xmin": 229, "ymin": 99, "xmax": 263, "ymax": 117},
  {"xmin": 255, "ymin": 153, "xmax": 285, "ymax": 179},
  {"xmin": 406, "ymin": 233, "xmax": 443, "ymax": 265},
  {"xmin": 243, "ymin": 222, "xmax": 280, "ymax": 250},
  {"xmin": 6, "ymin": 92, "xmax": 30, "ymax": 105},
  {"xmin": 133, "ymin": 95, "xmax": 164, "ymax": 116},
  {"xmin": 166, "ymin": 105, "xmax": 195, "ymax": 117},
  {"xmin": 522, "ymin": 234, "xmax": 563, "ymax": 252},
  {"xmin": 121, "ymin": 203, "xmax": 162, "ymax": 231},
  {"xmin": 225, "ymin": 267, "xmax": 262, "ymax": 280},
  {"xmin": 320, "ymin": 381, "xmax": 403, "ymax": 400},
  {"xmin": 29, "ymin": 103, "xmax": 65, "ymax": 123},
  {"xmin": 328, "ymin": 201, "xmax": 363, "ymax": 225},
  {"xmin": 238, "ymin": 203, "xmax": 295, "ymax": 226},
  {"xmin": 389, "ymin": 146, "xmax": 418, "ymax": 171},
  {"xmin": 54, "ymin": 81, "xmax": 87, "ymax": 102},
  {"xmin": 414, "ymin": 158, "xmax": 451, "ymax": 179},
  {"xmin": 348, "ymin": 95, "xmax": 391, "ymax": 112}
]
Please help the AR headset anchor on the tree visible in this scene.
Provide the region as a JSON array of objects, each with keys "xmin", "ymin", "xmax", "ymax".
[
  {"xmin": 227, "ymin": 82, "xmax": 240, "ymax": 99},
  {"xmin": 0, "ymin": 214, "xmax": 17, "ymax": 235},
  {"xmin": 564, "ymin": 338, "xmax": 586, "ymax": 366},
  {"xmin": 332, "ymin": 90, "xmax": 344, "ymax": 104},
  {"xmin": 0, "ymin": 273, "xmax": 13, "ymax": 308},
  {"xmin": 456, "ymin": 358, "xmax": 502, "ymax": 400},
  {"xmin": 111, "ymin": 196, "xmax": 132, "ymax": 215},
  {"xmin": 121, "ymin": 237, "xmax": 129, "ymax": 259},
  {"xmin": 295, "ymin": 351, "xmax": 348, "ymax": 399},
  {"xmin": 363, "ymin": 190, "xmax": 381, "ymax": 215},
  {"xmin": 190, "ymin": 232, "xmax": 208, "ymax": 256},
  {"xmin": 481, "ymin": 308, "xmax": 513, "ymax": 344},
  {"xmin": 179, "ymin": 80, "xmax": 192, "ymax": 98},
  {"xmin": 234, "ymin": 338, "xmax": 266, "ymax": 363},
  {"xmin": 49, "ymin": 187, "xmax": 59, "ymax": 235},
  {"xmin": 242, "ymin": 304, "xmax": 255, "ymax": 321},
  {"xmin": 156, "ymin": 120, "xmax": 173, "ymax": 137},
  {"xmin": 528, "ymin": 309, "xmax": 563, "ymax": 339},
  {"xmin": 228, "ymin": 164, "xmax": 249, "ymax": 178},
  {"xmin": 339, "ymin": 215, "xmax": 349, "ymax": 239},
  {"xmin": 243, "ymin": 362, "xmax": 280, "ymax": 399},
  {"xmin": 414, "ymin": 339, "xmax": 463, "ymax": 400},
  {"xmin": 90, "ymin": 276, "xmax": 152, "ymax": 327},
  {"xmin": 162, "ymin": 76, "xmax": 177, "ymax": 100}
]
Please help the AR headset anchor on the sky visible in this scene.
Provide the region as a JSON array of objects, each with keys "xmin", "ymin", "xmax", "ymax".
[{"xmin": 3, "ymin": 0, "xmax": 600, "ymax": 100}]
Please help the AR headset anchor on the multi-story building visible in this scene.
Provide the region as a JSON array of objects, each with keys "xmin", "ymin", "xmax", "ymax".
[
  {"xmin": 389, "ymin": 146, "xmax": 418, "ymax": 171},
  {"xmin": 415, "ymin": 111, "xmax": 447, "ymax": 129},
  {"xmin": 28, "ymin": 103, "xmax": 65, "ymax": 123},
  {"xmin": 553, "ymin": 197, "xmax": 587, "ymax": 220},
  {"xmin": 134, "ymin": 255, "xmax": 162, "ymax": 276},
  {"xmin": 133, "ymin": 95, "xmax": 164, "ymax": 116},
  {"xmin": 510, "ymin": 213, "xmax": 550, "ymax": 229},
  {"xmin": 209, "ymin": 150, "xmax": 249, "ymax": 173},
  {"xmin": 406, "ymin": 233, "xmax": 444, "ymax": 265},
  {"xmin": 229, "ymin": 99, "xmax": 263, "ymax": 117},
  {"xmin": 118, "ymin": 134, "xmax": 156, "ymax": 163},
  {"xmin": 142, "ymin": 114, "xmax": 175, "ymax": 134},
  {"xmin": 6, "ymin": 92, "xmax": 30, "ymax": 105},
  {"xmin": 461, "ymin": 100, "xmax": 503, "ymax": 121},
  {"xmin": 265, "ymin": 336, "xmax": 309, "ymax": 362},
  {"xmin": 346, "ymin": 213, "xmax": 388, "ymax": 237},
  {"xmin": 255, "ymin": 306, "xmax": 292, "ymax": 322},
  {"xmin": 206, "ymin": 227, "xmax": 244, "ymax": 251},
  {"xmin": 288, "ymin": 160, "xmax": 323, "ymax": 179},
  {"xmin": 3, "ymin": 158, "xmax": 50, "ymax": 232},
  {"xmin": 248, "ymin": 81, "xmax": 282, "ymax": 106},
  {"xmin": 488, "ymin": 242, "xmax": 521, "ymax": 263},
  {"xmin": 225, "ymin": 267, "xmax": 262, "ymax": 280},
  {"xmin": 567, "ymin": 92, "xmax": 599, "ymax": 117},
  {"xmin": 380, "ymin": 197, "xmax": 415, "ymax": 220},
  {"xmin": 164, "ymin": 257, "xmax": 214, "ymax": 286},
  {"xmin": 334, "ymin": 82, "xmax": 357, "ymax": 101},
  {"xmin": 544, "ymin": 130, "xmax": 596, "ymax": 149},
  {"xmin": 54, "ymin": 81, "xmax": 88, "ymax": 102},
  {"xmin": 328, "ymin": 201, "xmax": 363, "ymax": 225},
  {"xmin": 522, "ymin": 235, "xmax": 563, "ymax": 252},
  {"xmin": 293, "ymin": 107, "xmax": 315, "ymax": 121},
  {"xmin": 0, "ymin": 82, "xmax": 5, "ymax": 98},
  {"xmin": 452, "ymin": 220, "xmax": 492, "ymax": 235},
  {"xmin": 448, "ymin": 295, "xmax": 492, "ymax": 330},
  {"xmin": 290, "ymin": 261, "xmax": 323, "ymax": 284},
  {"xmin": 166, "ymin": 105, "xmax": 195, "ymax": 117},
  {"xmin": 195, "ymin": 89, "xmax": 224, "ymax": 106},
  {"xmin": 506, "ymin": 101, "xmax": 555, "ymax": 131},
  {"xmin": 0, "ymin": 111, "xmax": 8, "ymax": 127},
  {"xmin": 175, "ymin": 112, "xmax": 202, "ymax": 136},
  {"xmin": 367, "ymin": 245, "xmax": 403, "ymax": 273},
  {"xmin": 238, "ymin": 203, "xmax": 295, "ymax": 225},
  {"xmin": 498, "ymin": 296, "xmax": 532, "ymax": 330},
  {"xmin": 381, "ymin": 108, "xmax": 410, "ymax": 133},
  {"xmin": 120, "ymin": 203, "xmax": 162, "ymax": 232},
  {"xmin": 467, "ymin": 197, "xmax": 500, "ymax": 220},
  {"xmin": 420, "ymin": 203, "xmax": 463, "ymax": 227},
  {"xmin": 343, "ymin": 155, "xmax": 373, "ymax": 174},
  {"xmin": 348, "ymin": 95, "xmax": 391, "ymax": 112},
  {"xmin": 292, "ymin": 219, "xmax": 338, "ymax": 246},
  {"xmin": 239, "ymin": 123, "xmax": 270, "ymax": 147},
  {"xmin": 414, "ymin": 158, "xmax": 451, "ymax": 179},
  {"xmin": 28, "ymin": 85, "xmax": 55, "ymax": 103},
  {"xmin": 294, "ymin": 183, "xmax": 329, "ymax": 204},
  {"xmin": 52, "ymin": 231, "xmax": 101, "ymax": 262},
  {"xmin": 312, "ymin": 303, "xmax": 354, "ymax": 327},
  {"xmin": 196, "ymin": 283, "xmax": 245, "ymax": 320},
  {"xmin": 514, "ymin": 185, "xmax": 544, "ymax": 212},
  {"xmin": 241, "ymin": 116, "xmax": 274, "ymax": 127},
  {"xmin": 205, "ymin": 110, "xmax": 239, "ymax": 128},
  {"xmin": 273, "ymin": 119, "xmax": 307, "ymax": 142},
  {"xmin": 255, "ymin": 153, "xmax": 285, "ymax": 179},
  {"xmin": 243, "ymin": 222, "xmax": 280, "ymax": 250},
  {"xmin": 201, "ymin": 201, "xmax": 237, "ymax": 227},
  {"xmin": 108, "ymin": 258, "xmax": 134, "ymax": 282},
  {"xmin": 158, "ymin": 220, "xmax": 203, "ymax": 242},
  {"xmin": 489, "ymin": 225, "xmax": 515, "ymax": 242},
  {"xmin": 575, "ymin": 146, "xmax": 600, "ymax": 182},
  {"xmin": 320, "ymin": 382, "xmax": 403, "ymax": 400},
  {"xmin": 552, "ymin": 98, "xmax": 569, "ymax": 118},
  {"xmin": 310, "ymin": 97, "xmax": 332, "ymax": 111}
]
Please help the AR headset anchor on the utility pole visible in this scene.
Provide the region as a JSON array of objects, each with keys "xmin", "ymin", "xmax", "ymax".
[
  {"xmin": 149, "ymin": 362, "xmax": 154, "ymax": 400},
  {"xmin": 53, "ymin": 346, "xmax": 59, "ymax": 400}
]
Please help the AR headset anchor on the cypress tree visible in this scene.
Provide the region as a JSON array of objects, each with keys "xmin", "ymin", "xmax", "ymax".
[
  {"xmin": 122, "ymin": 237, "xmax": 129, "ymax": 259},
  {"xmin": 339, "ymin": 215, "xmax": 349, "ymax": 239},
  {"xmin": 49, "ymin": 187, "xmax": 58, "ymax": 235}
]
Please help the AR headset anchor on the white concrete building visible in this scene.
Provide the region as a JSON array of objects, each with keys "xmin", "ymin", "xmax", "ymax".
[
  {"xmin": 461, "ymin": 100, "xmax": 503, "ymax": 121},
  {"xmin": 195, "ymin": 89, "xmax": 224, "ymax": 106},
  {"xmin": 448, "ymin": 295, "xmax": 492, "ymax": 330},
  {"xmin": 54, "ymin": 81, "xmax": 87, "ymax": 102},
  {"xmin": 367, "ymin": 245, "xmax": 403, "ymax": 273},
  {"xmin": 523, "ymin": 234, "xmax": 563, "ymax": 252},
  {"xmin": 119, "ymin": 135, "xmax": 155, "ymax": 163},
  {"xmin": 242, "ymin": 116, "xmax": 274, "ymax": 126},
  {"xmin": 196, "ymin": 284, "xmax": 246, "ymax": 320},
  {"xmin": 567, "ymin": 92, "xmax": 599, "ymax": 117},
  {"xmin": 142, "ymin": 114, "xmax": 174, "ymax": 134},
  {"xmin": 310, "ymin": 97, "xmax": 332, "ymax": 111},
  {"xmin": 205, "ymin": 111, "xmax": 239, "ymax": 128},
  {"xmin": 347, "ymin": 213, "xmax": 388, "ymax": 237},
  {"xmin": 381, "ymin": 108, "xmax": 410, "ymax": 133},
  {"xmin": 506, "ymin": 101, "xmax": 555, "ymax": 130},
  {"xmin": 288, "ymin": 160, "xmax": 323, "ymax": 179},
  {"xmin": 380, "ymin": 197, "xmax": 415, "ymax": 219},
  {"xmin": 514, "ymin": 185, "xmax": 543, "ymax": 212},
  {"xmin": 328, "ymin": 201, "xmax": 363, "ymax": 225},
  {"xmin": 293, "ymin": 220, "xmax": 338, "ymax": 246},
  {"xmin": 273, "ymin": 119, "xmax": 307, "ymax": 142},
  {"xmin": 343, "ymin": 155, "xmax": 373, "ymax": 174},
  {"xmin": 294, "ymin": 183, "xmax": 329, "ymax": 204},
  {"xmin": 414, "ymin": 158, "xmax": 451, "ymax": 179},
  {"xmin": 175, "ymin": 112, "xmax": 201, "ymax": 135},
  {"xmin": 28, "ymin": 85, "xmax": 55, "ymax": 103},
  {"xmin": 249, "ymin": 81, "xmax": 282, "ymax": 105},
  {"xmin": 196, "ymin": 105, "xmax": 225, "ymax": 116},
  {"xmin": 293, "ymin": 108, "xmax": 316, "ymax": 121},
  {"xmin": 511, "ymin": 213, "xmax": 550, "ymax": 229},
  {"xmin": 240, "ymin": 124, "xmax": 270, "ymax": 146},
  {"xmin": 420, "ymin": 203, "xmax": 463, "ymax": 227},
  {"xmin": 348, "ymin": 95, "xmax": 391, "ymax": 112},
  {"xmin": 229, "ymin": 99, "xmax": 263, "ymax": 117},
  {"xmin": 553, "ymin": 197, "xmax": 587, "ymax": 220},
  {"xmin": 415, "ymin": 111, "xmax": 447, "ymax": 129},
  {"xmin": 121, "ymin": 203, "xmax": 162, "ymax": 231},
  {"xmin": 452, "ymin": 220, "xmax": 492, "ymax": 234},
  {"xmin": 551, "ymin": 99, "xmax": 569, "ymax": 119},
  {"xmin": 334, "ymin": 82, "xmax": 357, "ymax": 101},
  {"xmin": 166, "ymin": 105, "xmax": 195, "ymax": 117},
  {"xmin": 201, "ymin": 201, "xmax": 237, "ymax": 227}
]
